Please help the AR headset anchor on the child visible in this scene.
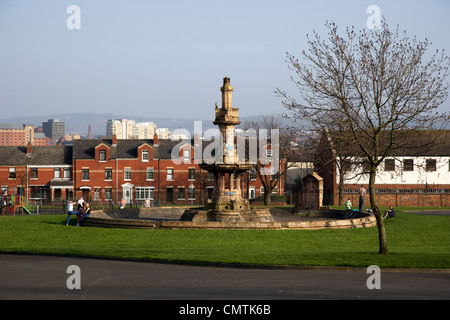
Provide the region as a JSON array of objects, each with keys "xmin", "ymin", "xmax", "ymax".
[{"xmin": 345, "ymin": 198, "xmax": 352, "ymax": 210}]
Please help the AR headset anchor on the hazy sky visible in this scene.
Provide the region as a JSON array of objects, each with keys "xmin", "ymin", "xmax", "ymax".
[{"xmin": 0, "ymin": 0, "xmax": 449, "ymax": 120}]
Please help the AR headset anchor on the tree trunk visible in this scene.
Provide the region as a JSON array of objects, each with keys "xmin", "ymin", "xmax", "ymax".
[
  {"xmin": 368, "ymin": 166, "xmax": 389, "ymax": 254},
  {"xmin": 338, "ymin": 172, "xmax": 344, "ymax": 206},
  {"xmin": 263, "ymin": 189, "xmax": 270, "ymax": 206}
]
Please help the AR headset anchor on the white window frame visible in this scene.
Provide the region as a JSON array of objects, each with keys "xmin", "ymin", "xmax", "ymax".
[
  {"xmin": 124, "ymin": 168, "xmax": 132, "ymax": 181},
  {"xmin": 142, "ymin": 150, "xmax": 149, "ymax": 162}
]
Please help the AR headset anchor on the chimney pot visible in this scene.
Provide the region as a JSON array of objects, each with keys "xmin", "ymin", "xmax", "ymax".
[{"xmin": 27, "ymin": 142, "xmax": 32, "ymax": 155}]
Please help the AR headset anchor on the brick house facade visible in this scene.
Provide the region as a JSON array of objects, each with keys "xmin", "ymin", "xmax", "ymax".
[
  {"xmin": 1, "ymin": 135, "xmax": 285, "ymax": 207},
  {"xmin": 316, "ymin": 130, "xmax": 450, "ymax": 207},
  {"xmin": 0, "ymin": 143, "xmax": 73, "ymax": 203}
]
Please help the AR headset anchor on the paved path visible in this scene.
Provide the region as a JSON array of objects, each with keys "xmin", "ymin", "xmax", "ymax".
[
  {"xmin": 407, "ymin": 210, "xmax": 450, "ymax": 216},
  {"xmin": 1, "ymin": 254, "xmax": 449, "ymax": 300}
]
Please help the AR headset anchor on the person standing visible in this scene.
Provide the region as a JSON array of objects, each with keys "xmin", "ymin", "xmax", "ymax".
[
  {"xmin": 66, "ymin": 201, "xmax": 78, "ymax": 225},
  {"xmin": 77, "ymin": 196, "xmax": 85, "ymax": 211},
  {"xmin": 358, "ymin": 185, "xmax": 366, "ymax": 213}
]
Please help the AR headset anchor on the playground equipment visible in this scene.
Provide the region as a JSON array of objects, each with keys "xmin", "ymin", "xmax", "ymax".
[{"xmin": 1, "ymin": 194, "xmax": 36, "ymax": 216}]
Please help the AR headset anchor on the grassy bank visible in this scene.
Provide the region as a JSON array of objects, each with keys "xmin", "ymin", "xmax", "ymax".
[{"xmin": 0, "ymin": 207, "xmax": 449, "ymax": 268}]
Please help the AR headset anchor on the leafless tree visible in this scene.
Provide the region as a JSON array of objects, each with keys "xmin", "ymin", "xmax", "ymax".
[
  {"xmin": 239, "ymin": 114, "xmax": 295, "ymax": 205},
  {"xmin": 277, "ymin": 19, "xmax": 450, "ymax": 254}
]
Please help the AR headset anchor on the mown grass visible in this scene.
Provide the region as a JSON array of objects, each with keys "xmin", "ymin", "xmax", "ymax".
[{"xmin": 0, "ymin": 207, "xmax": 449, "ymax": 268}]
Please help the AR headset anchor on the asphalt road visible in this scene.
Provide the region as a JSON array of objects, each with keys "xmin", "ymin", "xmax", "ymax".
[{"xmin": 1, "ymin": 253, "xmax": 449, "ymax": 301}]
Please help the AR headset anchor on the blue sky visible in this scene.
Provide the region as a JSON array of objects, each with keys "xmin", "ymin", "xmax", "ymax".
[{"xmin": 0, "ymin": 0, "xmax": 449, "ymax": 120}]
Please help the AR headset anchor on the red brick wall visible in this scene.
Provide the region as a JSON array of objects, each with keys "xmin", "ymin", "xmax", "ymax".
[{"xmin": 340, "ymin": 184, "xmax": 450, "ymax": 208}]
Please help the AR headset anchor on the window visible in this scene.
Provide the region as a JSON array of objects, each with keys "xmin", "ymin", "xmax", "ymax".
[
  {"xmin": 178, "ymin": 187, "xmax": 185, "ymax": 200},
  {"xmin": 30, "ymin": 186, "xmax": 48, "ymax": 199},
  {"xmin": 124, "ymin": 168, "xmax": 131, "ymax": 180},
  {"xmin": 142, "ymin": 150, "xmax": 149, "ymax": 161},
  {"xmin": 188, "ymin": 186, "xmax": 195, "ymax": 200},
  {"xmin": 54, "ymin": 168, "xmax": 61, "ymax": 179},
  {"xmin": 9, "ymin": 168, "xmax": 16, "ymax": 179},
  {"xmin": 384, "ymin": 159, "xmax": 395, "ymax": 171},
  {"xmin": 426, "ymin": 159, "xmax": 436, "ymax": 172},
  {"xmin": 64, "ymin": 168, "xmax": 71, "ymax": 179},
  {"xmin": 94, "ymin": 188, "xmax": 101, "ymax": 201},
  {"xmin": 136, "ymin": 187, "xmax": 154, "ymax": 200},
  {"xmin": 30, "ymin": 168, "xmax": 38, "ymax": 179},
  {"xmin": 188, "ymin": 168, "xmax": 195, "ymax": 180},
  {"xmin": 99, "ymin": 150, "xmax": 106, "ymax": 161},
  {"xmin": 403, "ymin": 159, "xmax": 414, "ymax": 172},
  {"xmin": 82, "ymin": 169, "xmax": 89, "ymax": 180},
  {"xmin": 167, "ymin": 168, "xmax": 173, "ymax": 181},
  {"xmin": 105, "ymin": 168, "xmax": 112, "ymax": 180},
  {"xmin": 249, "ymin": 168, "xmax": 256, "ymax": 180},
  {"xmin": 146, "ymin": 168, "xmax": 154, "ymax": 180},
  {"xmin": 105, "ymin": 188, "xmax": 112, "ymax": 200},
  {"xmin": 272, "ymin": 186, "xmax": 278, "ymax": 195},
  {"xmin": 183, "ymin": 149, "xmax": 190, "ymax": 162},
  {"xmin": 208, "ymin": 172, "xmax": 214, "ymax": 181}
]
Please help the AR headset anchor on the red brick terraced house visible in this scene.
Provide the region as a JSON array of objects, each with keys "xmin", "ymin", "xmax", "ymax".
[
  {"xmin": 71, "ymin": 134, "xmax": 285, "ymax": 207},
  {"xmin": 0, "ymin": 135, "xmax": 285, "ymax": 208},
  {"xmin": 0, "ymin": 143, "xmax": 73, "ymax": 205}
]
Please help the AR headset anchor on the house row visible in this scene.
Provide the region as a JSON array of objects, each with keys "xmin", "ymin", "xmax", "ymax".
[
  {"xmin": 316, "ymin": 130, "xmax": 450, "ymax": 207},
  {"xmin": 0, "ymin": 134, "xmax": 285, "ymax": 206}
]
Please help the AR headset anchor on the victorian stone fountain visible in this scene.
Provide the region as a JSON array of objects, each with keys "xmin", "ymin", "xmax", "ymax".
[{"xmin": 180, "ymin": 77, "xmax": 274, "ymax": 223}]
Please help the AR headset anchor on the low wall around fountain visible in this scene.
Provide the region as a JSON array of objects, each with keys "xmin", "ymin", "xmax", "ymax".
[{"xmin": 82, "ymin": 207, "xmax": 377, "ymax": 230}]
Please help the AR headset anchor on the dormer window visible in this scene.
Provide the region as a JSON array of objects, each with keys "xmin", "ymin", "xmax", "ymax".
[
  {"xmin": 99, "ymin": 150, "xmax": 106, "ymax": 161},
  {"xmin": 142, "ymin": 150, "xmax": 149, "ymax": 162},
  {"xmin": 183, "ymin": 149, "xmax": 190, "ymax": 162}
]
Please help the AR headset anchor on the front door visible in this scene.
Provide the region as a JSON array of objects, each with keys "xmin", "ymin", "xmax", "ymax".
[
  {"xmin": 121, "ymin": 183, "xmax": 133, "ymax": 205},
  {"xmin": 249, "ymin": 187, "xmax": 256, "ymax": 200}
]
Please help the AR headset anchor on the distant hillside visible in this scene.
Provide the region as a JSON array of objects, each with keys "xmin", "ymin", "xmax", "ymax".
[{"xmin": 0, "ymin": 112, "xmax": 283, "ymax": 138}]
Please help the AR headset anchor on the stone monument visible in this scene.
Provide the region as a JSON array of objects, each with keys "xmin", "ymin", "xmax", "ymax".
[{"xmin": 181, "ymin": 77, "xmax": 274, "ymax": 223}]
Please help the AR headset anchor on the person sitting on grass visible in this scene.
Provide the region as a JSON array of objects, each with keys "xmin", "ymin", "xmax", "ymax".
[{"xmin": 383, "ymin": 206, "xmax": 396, "ymax": 219}]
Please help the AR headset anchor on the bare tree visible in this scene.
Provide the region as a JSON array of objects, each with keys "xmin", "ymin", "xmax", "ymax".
[
  {"xmin": 277, "ymin": 19, "xmax": 450, "ymax": 254},
  {"xmin": 240, "ymin": 114, "xmax": 295, "ymax": 205}
]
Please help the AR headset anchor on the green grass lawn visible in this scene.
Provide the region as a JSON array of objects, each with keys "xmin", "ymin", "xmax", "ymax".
[{"xmin": 0, "ymin": 207, "xmax": 449, "ymax": 268}]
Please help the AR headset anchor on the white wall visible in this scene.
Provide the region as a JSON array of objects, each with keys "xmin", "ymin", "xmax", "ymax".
[{"xmin": 337, "ymin": 156, "xmax": 450, "ymax": 185}]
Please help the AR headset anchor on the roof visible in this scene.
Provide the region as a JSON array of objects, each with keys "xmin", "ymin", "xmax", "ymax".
[
  {"xmin": 72, "ymin": 138, "xmax": 192, "ymax": 160},
  {"xmin": 0, "ymin": 123, "xmax": 27, "ymax": 129},
  {"xmin": 0, "ymin": 145, "xmax": 73, "ymax": 166},
  {"xmin": 322, "ymin": 129, "xmax": 450, "ymax": 157}
]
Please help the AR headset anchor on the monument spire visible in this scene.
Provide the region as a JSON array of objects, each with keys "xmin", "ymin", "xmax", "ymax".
[{"xmin": 220, "ymin": 76, "xmax": 234, "ymax": 109}]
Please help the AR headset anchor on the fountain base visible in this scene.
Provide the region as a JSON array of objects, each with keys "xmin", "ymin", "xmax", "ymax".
[{"xmin": 180, "ymin": 207, "xmax": 274, "ymax": 223}]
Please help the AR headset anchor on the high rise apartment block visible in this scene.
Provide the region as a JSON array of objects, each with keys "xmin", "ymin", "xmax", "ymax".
[
  {"xmin": 106, "ymin": 119, "xmax": 166, "ymax": 139},
  {"xmin": 0, "ymin": 124, "xmax": 34, "ymax": 146}
]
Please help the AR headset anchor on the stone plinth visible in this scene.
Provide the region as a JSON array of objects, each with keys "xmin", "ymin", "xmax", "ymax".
[{"xmin": 180, "ymin": 207, "xmax": 274, "ymax": 223}]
